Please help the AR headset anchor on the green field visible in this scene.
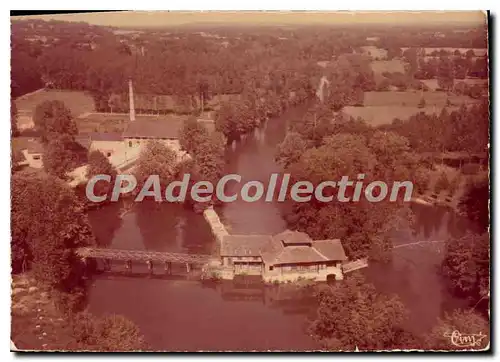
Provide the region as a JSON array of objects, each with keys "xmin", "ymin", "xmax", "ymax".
[
  {"xmin": 342, "ymin": 105, "xmax": 462, "ymax": 126},
  {"xmin": 421, "ymin": 78, "xmax": 488, "ymax": 91},
  {"xmin": 345, "ymin": 90, "xmax": 482, "ymax": 126},
  {"xmin": 15, "ymin": 89, "xmax": 95, "ymax": 118},
  {"xmin": 363, "ymin": 91, "xmax": 480, "ymax": 107}
]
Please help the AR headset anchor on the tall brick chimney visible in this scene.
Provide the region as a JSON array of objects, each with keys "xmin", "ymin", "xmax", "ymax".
[{"xmin": 128, "ymin": 79, "xmax": 136, "ymax": 122}]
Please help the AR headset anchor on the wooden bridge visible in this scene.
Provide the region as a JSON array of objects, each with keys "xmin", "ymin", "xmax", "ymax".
[
  {"xmin": 76, "ymin": 247, "xmax": 213, "ymax": 264},
  {"xmin": 76, "ymin": 247, "xmax": 215, "ymax": 274}
]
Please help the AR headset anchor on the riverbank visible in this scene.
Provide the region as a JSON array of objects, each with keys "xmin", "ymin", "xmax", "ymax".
[{"xmin": 11, "ymin": 274, "xmax": 70, "ymax": 351}]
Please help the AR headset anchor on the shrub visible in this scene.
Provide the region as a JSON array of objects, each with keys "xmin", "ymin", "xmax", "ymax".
[{"xmin": 434, "ymin": 172, "xmax": 450, "ymax": 194}]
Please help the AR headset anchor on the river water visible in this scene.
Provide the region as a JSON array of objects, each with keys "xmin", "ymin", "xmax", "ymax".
[{"xmin": 86, "ymin": 104, "xmax": 471, "ymax": 351}]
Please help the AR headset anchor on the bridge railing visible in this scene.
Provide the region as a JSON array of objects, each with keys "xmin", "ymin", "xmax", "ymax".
[{"xmin": 76, "ymin": 247, "xmax": 214, "ymax": 264}]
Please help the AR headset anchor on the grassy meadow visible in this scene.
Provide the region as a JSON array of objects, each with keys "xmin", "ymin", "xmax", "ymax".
[{"xmin": 15, "ymin": 89, "xmax": 95, "ymax": 118}]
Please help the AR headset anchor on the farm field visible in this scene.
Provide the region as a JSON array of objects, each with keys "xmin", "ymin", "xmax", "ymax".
[
  {"xmin": 420, "ymin": 78, "xmax": 488, "ymax": 91},
  {"xmin": 15, "ymin": 89, "xmax": 95, "ymax": 118},
  {"xmin": 342, "ymin": 105, "xmax": 462, "ymax": 126},
  {"xmin": 363, "ymin": 91, "xmax": 481, "ymax": 107},
  {"xmin": 370, "ymin": 59, "xmax": 405, "ymax": 75}
]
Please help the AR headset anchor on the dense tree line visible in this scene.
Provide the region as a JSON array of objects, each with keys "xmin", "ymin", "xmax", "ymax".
[
  {"xmin": 377, "ymin": 25, "xmax": 487, "ymax": 50},
  {"xmin": 309, "ymin": 273, "xmax": 489, "ymax": 351},
  {"xmin": 11, "ymin": 166, "xmax": 146, "ymax": 350},
  {"xmin": 11, "ymin": 170, "xmax": 93, "ymax": 308},
  {"xmin": 380, "ymin": 101, "xmax": 489, "ymax": 156},
  {"xmin": 179, "ymin": 118, "xmax": 226, "ymax": 208},
  {"xmin": 12, "ymin": 19, "xmax": 322, "ymax": 112}
]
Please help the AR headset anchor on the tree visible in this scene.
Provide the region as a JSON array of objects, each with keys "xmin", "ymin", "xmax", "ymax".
[
  {"xmin": 434, "ymin": 172, "xmax": 450, "ymax": 194},
  {"xmin": 69, "ymin": 312, "xmax": 146, "ymax": 351},
  {"xmin": 469, "ymin": 57, "xmax": 488, "ymax": 78},
  {"xmin": 134, "ymin": 140, "xmax": 177, "ymax": 188},
  {"xmin": 465, "ymin": 49, "xmax": 476, "ymax": 60},
  {"xmin": 442, "ymin": 232, "xmax": 489, "ymax": 301},
  {"xmin": 33, "ymin": 100, "xmax": 78, "ymax": 143},
  {"xmin": 323, "ymin": 56, "xmax": 369, "ymax": 111},
  {"xmin": 402, "ymin": 48, "xmax": 418, "ymax": 76},
  {"xmin": 425, "ymin": 309, "xmax": 489, "ymax": 350},
  {"xmin": 11, "ymin": 171, "xmax": 94, "ymax": 289},
  {"xmin": 192, "ymin": 131, "xmax": 226, "ymax": 185},
  {"xmin": 418, "ymin": 97, "xmax": 426, "ymax": 108},
  {"xmin": 386, "ymin": 46, "xmax": 402, "ymax": 60},
  {"xmin": 179, "ymin": 117, "xmax": 210, "ymax": 156},
  {"xmin": 437, "ymin": 56, "xmax": 455, "ymax": 92},
  {"xmin": 44, "ymin": 134, "xmax": 78, "ymax": 179},
  {"xmin": 368, "ymin": 131, "xmax": 416, "ymax": 182},
  {"xmin": 294, "ymin": 133, "xmax": 376, "ymax": 185},
  {"xmin": 459, "ymin": 174, "xmax": 489, "ymax": 233},
  {"xmin": 11, "ymin": 99, "xmax": 19, "ymax": 137},
  {"xmin": 107, "ymin": 94, "xmax": 121, "ymax": 113},
  {"xmin": 275, "ymin": 132, "xmax": 309, "ymax": 169},
  {"xmin": 86, "ymin": 150, "xmax": 116, "ymax": 199},
  {"xmin": 215, "ymin": 100, "xmax": 256, "ymax": 143},
  {"xmin": 413, "ymin": 167, "xmax": 431, "ymax": 195},
  {"xmin": 288, "ymin": 104, "xmax": 334, "ymax": 146},
  {"xmin": 309, "ymin": 273, "xmax": 415, "ymax": 351}
]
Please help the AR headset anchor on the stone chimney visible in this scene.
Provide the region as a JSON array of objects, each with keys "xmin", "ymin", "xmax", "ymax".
[{"xmin": 128, "ymin": 79, "xmax": 136, "ymax": 122}]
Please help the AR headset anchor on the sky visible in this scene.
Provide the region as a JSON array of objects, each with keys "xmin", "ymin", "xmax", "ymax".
[{"xmin": 11, "ymin": 11, "xmax": 487, "ymax": 28}]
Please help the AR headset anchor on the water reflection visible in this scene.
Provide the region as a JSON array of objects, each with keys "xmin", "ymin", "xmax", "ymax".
[
  {"xmin": 89, "ymin": 200, "xmax": 216, "ymax": 254},
  {"xmin": 87, "ymin": 276, "xmax": 319, "ymax": 351},
  {"xmin": 87, "ymin": 201, "xmax": 123, "ymax": 248}
]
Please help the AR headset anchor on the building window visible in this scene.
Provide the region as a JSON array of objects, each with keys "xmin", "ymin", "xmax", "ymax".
[
  {"xmin": 269, "ymin": 266, "xmax": 274, "ymax": 271},
  {"xmin": 32, "ymin": 155, "xmax": 41, "ymax": 160},
  {"xmin": 107, "ymin": 152, "xmax": 111, "ymax": 157},
  {"xmin": 128, "ymin": 141, "xmax": 132, "ymax": 148}
]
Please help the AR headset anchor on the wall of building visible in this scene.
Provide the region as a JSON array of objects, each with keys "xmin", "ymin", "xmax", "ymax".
[
  {"xmin": 90, "ymin": 140, "xmax": 126, "ymax": 157},
  {"xmin": 216, "ymin": 257, "xmax": 345, "ymax": 283},
  {"xmin": 123, "ymin": 138, "xmax": 189, "ymax": 162},
  {"xmin": 262, "ymin": 264, "xmax": 343, "ymax": 283},
  {"xmin": 21, "ymin": 150, "xmax": 43, "ymax": 168}
]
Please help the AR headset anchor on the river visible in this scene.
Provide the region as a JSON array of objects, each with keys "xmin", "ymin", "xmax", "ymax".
[{"xmin": 86, "ymin": 104, "xmax": 471, "ymax": 351}]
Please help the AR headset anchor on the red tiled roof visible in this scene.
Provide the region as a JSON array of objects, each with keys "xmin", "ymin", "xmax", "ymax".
[
  {"xmin": 25, "ymin": 139, "xmax": 44, "ymax": 154},
  {"xmin": 222, "ymin": 230, "xmax": 347, "ymax": 265},
  {"xmin": 220, "ymin": 235, "xmax": 272, "ymax": 257},
  {"xmin": 311, "ymin": 240, "xmax": 347, "ymax": 261},
  {"xmin": 122, "ymin": 117, "xmax": 184, "ymax": 139},
  {"xmin": 273, "ymin": 230, "xmax": 312, "ymax": 245},
  {"xmin": 269, "ymin": 246, "xmax": 327, "ymax": 265}
]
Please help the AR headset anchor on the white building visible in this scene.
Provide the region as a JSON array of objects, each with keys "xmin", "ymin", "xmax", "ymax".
[{"xmin": 19, "ymin": 138, "xmax": 44, "ymax": 168}]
